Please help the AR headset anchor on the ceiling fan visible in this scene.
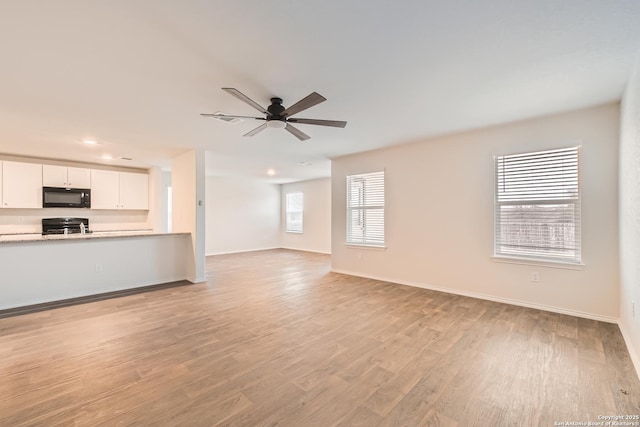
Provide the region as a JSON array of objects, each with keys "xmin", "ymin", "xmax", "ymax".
[{"xmin": 201, "ymin": 88, "xmax": 347, "ymax": 141}]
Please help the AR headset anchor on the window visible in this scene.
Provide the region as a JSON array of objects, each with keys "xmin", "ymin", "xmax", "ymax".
[
  {"xmin": 347, "ymin": 171, "xmax": 385, "ymax": 246},
  {"xmin": 494, "ymin": 146, "xmax": 581, "ymax": 264},
  {"xmin": 286, "ymin": 192, "xmax": 304, "ymax": 233}
]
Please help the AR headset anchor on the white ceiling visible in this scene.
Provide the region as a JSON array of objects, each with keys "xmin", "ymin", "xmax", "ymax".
[{"xmin": 0, "ymin": 1, "xmax": 639, "ymax": 183}]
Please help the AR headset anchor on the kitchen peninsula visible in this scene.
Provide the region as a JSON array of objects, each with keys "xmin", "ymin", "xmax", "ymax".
[{"xmin": 0, "ymin": 231, "xmax": 190, "ymax": 310}]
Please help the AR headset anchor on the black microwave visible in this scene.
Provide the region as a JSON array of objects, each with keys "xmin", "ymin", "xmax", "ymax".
[{"xmin": 42, "ymin": 187, "xmax": 91, "ymax": 208}]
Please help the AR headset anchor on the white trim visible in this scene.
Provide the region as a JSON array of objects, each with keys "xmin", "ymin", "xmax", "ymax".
[
  {"xmin": 280, "ymin": 246, "xmax": 331, "ymax": 255},
  {"xmin": 618, "ymin": 321, "xmax": 640, "ymax": 380},
  {"xmin": 491, "ymin": 255, "xmax": 585, "ymax": 270},
  {"xmin": 330, "ymin": 268, "xmax": 618, "ymax": 324},
  {"xmin": 205, "ymin": 247, "xmax": 280, "ymax": 256},
  {"xmin": 207, "ymin": 247, "xmax": 331, "ymax": 256}
]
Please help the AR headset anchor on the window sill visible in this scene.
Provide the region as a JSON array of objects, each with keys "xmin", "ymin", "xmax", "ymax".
[
  {"xmin": 345, "ymin": 243, "xmax": 387, "ymax": 251},
  {"xmin": 491, "ymin": 255, "xmax": 585, "ymax": 270},
  {"xmin": 285, "ymin": 231, "xmax": 303, "ymax": 234}
]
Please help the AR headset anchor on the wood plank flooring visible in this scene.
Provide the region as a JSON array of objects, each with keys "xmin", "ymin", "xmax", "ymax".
[{"xmin": 1, "ymin": 249, "xmax": 639, "ymax": 426}]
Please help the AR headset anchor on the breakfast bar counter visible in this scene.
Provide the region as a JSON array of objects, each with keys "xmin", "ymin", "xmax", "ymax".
[
  {"xmin": 0, "ymin": 230, "xmax": 187, "ymax": 243},
  {"xmin": 0, "ymin": 231, "xmax": 191, "ymax": 310}
]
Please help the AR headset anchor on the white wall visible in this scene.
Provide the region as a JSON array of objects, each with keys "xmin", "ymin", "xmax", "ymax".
[
  {"xmin": 147, "ymin": 167, "xmax": 171, "ymax": 233},
  {"xmin": 205, "ymin": 176, "xmax": 280, "ymax": 255},
  {"xmin": 172, "ymin": 150, "xmax": 206, "ymax": 283},
  {"xmin": 332, "ymin": 103, "xmax": 620, "ymax": 321},
  {"xmin": 280, "ymin": 178, "xmax": 331, "ymax": 254},
  {"xmin": 619, "ymin": 61, "xmax": 640, "ymax": 371}
]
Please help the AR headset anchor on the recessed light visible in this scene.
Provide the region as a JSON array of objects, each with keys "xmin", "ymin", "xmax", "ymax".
[
  {"xmin": 296, "ymin": 161, "xmax": 312, "ymax": 166},
  {"xmin": 101, "ymin": 154, "xmax": 113, "ymax": 160},
  {"xmin": 267, "ymin": 168, "xmax": 276, "ymax": 176},
  {"xmin": 83, "ymin": 139, "xmax": 97, "ymax": 145}
]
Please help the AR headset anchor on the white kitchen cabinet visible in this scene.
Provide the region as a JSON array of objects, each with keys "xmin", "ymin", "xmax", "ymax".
[
  {"xmin": 43, "ymin": 165, "xmax": 91, "ymax": 188},
  {"xmin": 90, "ymin": 169, "xmax": 148, "ymax": 210},
  {"xmin": 90, "ymin": 169, "xmax": 120, "ymax": 209},
  {"xmin": 119, "ymin": 172, "xmax": 148, "ymax": 210},
  {"xmin": 2, "ymin": 161, "xmax": 43, "ymax": 208},
  {"xmin": 67, "ymin": 167, "xmax": 91, "ymax": 188}
]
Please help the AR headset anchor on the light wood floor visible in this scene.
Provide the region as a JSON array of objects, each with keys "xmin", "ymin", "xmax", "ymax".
[{"xmin": 1, "ymin": 249, "xmax": 639, "ymax": 426}]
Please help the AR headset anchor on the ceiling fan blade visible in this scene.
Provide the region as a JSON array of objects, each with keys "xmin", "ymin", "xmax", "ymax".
[
  {"xmin": 287, "ymin": 118, "xmax": 347, "ymax": 128},
  {"xmin": 243, "ymin": 123, "xmax": 268, "ymax": 137},
  {"xmin": 222, "ymin": 88, "xmax": 270, "ymax": 115},
  {"xmin": 285, "ymin": 124, "xmax": 311, "ymax": 141},
  {"xmin": 200, "ymin": 113, "xmax": 265, "ymax": 120},
  {"xmin": 281, "ymin": 92, "xmax": 326, "ymax": 117}
]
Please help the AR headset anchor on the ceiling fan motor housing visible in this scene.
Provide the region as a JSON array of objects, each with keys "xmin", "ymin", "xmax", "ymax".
[
  {"xmin": 267, "ymin": 97, "xmax": 285, "ymax": 116},
  {"xmin": 266, "ymin": 97, "xmax": 286, "ymax": 127}
]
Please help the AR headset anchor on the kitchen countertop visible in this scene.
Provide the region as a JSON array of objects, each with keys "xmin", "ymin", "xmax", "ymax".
[{"xmin": 0, "ymin": 230, "xmax": 189, "ymax": 244}]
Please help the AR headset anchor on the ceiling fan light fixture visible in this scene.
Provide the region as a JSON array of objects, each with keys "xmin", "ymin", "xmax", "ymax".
[{"xmin": 266, "ymin": 120, "xmax": 286, "ymax": 129}]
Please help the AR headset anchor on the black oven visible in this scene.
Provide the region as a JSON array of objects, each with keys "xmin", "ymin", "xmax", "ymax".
[{"xmin": 42, "ymin": 187, "xmax": 91, "ymax": 208}]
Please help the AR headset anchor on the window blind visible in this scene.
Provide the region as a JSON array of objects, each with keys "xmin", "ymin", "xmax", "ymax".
[
  {"xmin": 346, "ymin": 171, "xmax": 385, "ymax": 246},
  {"xmin": 495, "ymin": 146, "xmax": 581, "ymax": 263},
  {"xmin": 286, "ymin": 192, "xmax": 304, "ymax": 233}
]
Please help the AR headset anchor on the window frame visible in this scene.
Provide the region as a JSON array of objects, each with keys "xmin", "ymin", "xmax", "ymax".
[
  {"xmin": 346, "ymin": 170, "xmax": 385, "ymax": 248},
  {"xmin": 493, "ymin": 146, "xmax": 583, "ymax": 267},
  {"xmin": 285, "ymin": 192, "xmax": 304, "ymax": 233}
]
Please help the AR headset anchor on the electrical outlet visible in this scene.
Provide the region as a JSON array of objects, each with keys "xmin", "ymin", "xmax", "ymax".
[
  {"xmin": 531, "ymin": 272, "xmax": 539, "ymax": 282},
  {"xmin": 95, "ymin": 264, "xmax": 103, "ymax": 273}
]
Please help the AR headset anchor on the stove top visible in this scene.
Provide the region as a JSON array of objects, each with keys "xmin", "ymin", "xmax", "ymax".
[{"xmin": 42, "ymin": 217, "xmax": 90, "ymax": 235}]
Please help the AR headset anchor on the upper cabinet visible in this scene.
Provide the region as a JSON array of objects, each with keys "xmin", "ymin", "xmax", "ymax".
[
  {"xmin": 91, "ymin": 169, "xmax": 148, "ymax": 210},
  {"xmin": 2, "ymin": 161, "xmax": 42, "ymax": 208},
  {"xmin": 43, "ymin": 165, "xmax": 91, "ymax": 188},
  {"xmin": 119, "ymin": 172, "xmax": 149, "ymax": 210},
  {"xmin": 90, "ymin": 170, "xmax": 120, "ymax": 209},
  {"xmin": 0, "ymin": 159, "xmax": 148, "ymax": 210}
]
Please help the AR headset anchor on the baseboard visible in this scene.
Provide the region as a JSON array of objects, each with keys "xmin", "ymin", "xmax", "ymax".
[
  {"xmin": 280, "ymin": 246, "xmax": 331, "ymax": 255},
  {"xmin": 0, "ymin": 280, "xmax": 191, "ymax": 318},
  {"xmin": 618, "ymin": 321, "xmax": 640, "ymax": 380},
  {"xmin": 330, "ymin": 268, "xmax": 619, "ymax": 324},
  {"xmin": 206, "ymin": 247, "xmax": 280, "ymax": 256},
  {"xmin": 207, "ymin": 247, "xmax": 330, "ymax": 256}
]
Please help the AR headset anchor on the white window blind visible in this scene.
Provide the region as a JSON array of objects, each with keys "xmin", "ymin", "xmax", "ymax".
[
  {"xmin": 286, "ymin": 192, "xmax": 304, "ymax": 233},
  {"xmin": 495, "ymin": 146, "xmax": 581, "ymax": 263},
  {"xmin": 347, "ymin": 171, "xmax": 385, "ymax": 246}
]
